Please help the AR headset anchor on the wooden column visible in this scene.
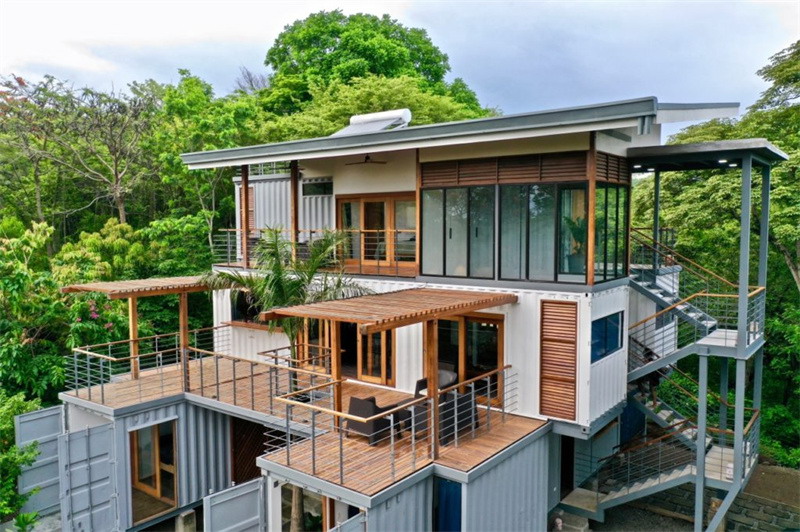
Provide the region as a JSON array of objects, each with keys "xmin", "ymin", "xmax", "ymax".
[
  {"xmin": 240, "ymin": 164, "xmax": 250, "ymax": 268},
  {"xmin": 179, "ymin": 292, "xmax": 189, "ymax": 391},
  {"xmin": 329, "ymin": 320, "xmax": 342, "ymax": 423},
  {"xmin": 290, "ymin": 160, "xmax": 300, "ymax": 247},
  {"xmin": 128, "ymin": 297, "xmax": 139, "ymax": 379},
  {"xmin": 425, "ymin": 319, "xmax": 440, "ymax": 459},
  {"xmin": 586, "ymin": 132, "xmax": 597, "ymax": 285}
]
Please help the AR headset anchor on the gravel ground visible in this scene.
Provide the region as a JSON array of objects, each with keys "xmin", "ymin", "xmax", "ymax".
[{"xmin": 591, "ymin": 505, "xmax": 693, "ymax": 531}]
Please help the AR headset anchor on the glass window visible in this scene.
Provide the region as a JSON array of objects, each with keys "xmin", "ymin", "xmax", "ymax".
[
  {"xmin": 302, "ymin": 181, "xmax": 332, "ymax": 196},
  {"xmin": 500, "ymin": 185, "xmax": 526, "ymax": 279},
  {"xmin": 529, "ymin": 185, "xmax": 556, "ymax": 281},
  {"xmin": 469, "ymin": 187, "xmax": 495, "ymax": 278},
  {"xmin": 558, "ymin": 186, "xmax": 587, "ymax": 282},
  {"xmin": 395, "ymin": 199, "xmax": 416, "ymax": 262},
  {"xmin": 591, "ymin": 311, "xmax": 624, "ymax": 363},
  {"xmin": 340, "ymin": 200, "xmax": 361, "ymax": 260},
  {"xmin": 445, "ymin": 188, "xmax": 468, "ymax": 277},
  {"xmin": 593, "ymin": 184, "xmax": 629, "ymax": 282},
  {"xmin": 422, "ymin": 190, "xmax": 444, "ymax": 275}
]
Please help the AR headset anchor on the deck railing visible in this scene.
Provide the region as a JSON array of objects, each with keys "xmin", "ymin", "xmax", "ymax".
[
  {"xmin": 65, "ymin": 325, "xmax": 335, "ymax": 411},
  {"xmin": 212, "ymin": 228, "xmax": 417, "ymax": 277},
  {"xmin": 266, "ymin": 366, "xmax": 518, "ymax": 493}
]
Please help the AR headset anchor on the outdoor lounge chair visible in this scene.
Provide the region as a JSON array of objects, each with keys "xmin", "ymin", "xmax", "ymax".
[{"xmin": 345, "ymin": 396, "xmax": 397, "ymax": 446}]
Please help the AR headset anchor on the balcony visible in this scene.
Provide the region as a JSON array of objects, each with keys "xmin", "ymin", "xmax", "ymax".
[
  {"xmin": 260, "ymin": 366, "xmax": 546, "ymax": 496},
  {"xmin": 212, "ymin": 228, "xmax": 417, "ymax": 277}
]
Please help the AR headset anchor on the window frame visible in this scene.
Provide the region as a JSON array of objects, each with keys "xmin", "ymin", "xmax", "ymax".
[{"xmin": 590, "ymin": 311, "xmax": 624, "ymax": 363}]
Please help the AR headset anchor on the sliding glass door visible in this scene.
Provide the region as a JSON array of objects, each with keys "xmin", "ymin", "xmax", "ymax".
[{"xmin": 338, "ymin": 196, "xmax": 416, "ymax": 267}]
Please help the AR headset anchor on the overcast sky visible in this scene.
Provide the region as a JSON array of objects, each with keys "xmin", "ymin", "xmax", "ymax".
[{"xmin": 1, "ymin": 0, "xmax": 798, "ymax": 138}]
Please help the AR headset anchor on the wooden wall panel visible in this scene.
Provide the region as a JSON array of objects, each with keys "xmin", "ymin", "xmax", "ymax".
[
  {"xmin": 540, "ymin": 152, "xmax": 588, "ymax": 182},
  {"xmin": 540, "ymin": 300, "xmax": 578, "ymax": 420},
  {"xmin": 239, "ymin": 186, "xmax": 255, "ymax": 230}
]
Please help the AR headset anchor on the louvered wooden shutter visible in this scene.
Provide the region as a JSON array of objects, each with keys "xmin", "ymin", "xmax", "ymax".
[
  {"xmin": 596, "ymin": 152, "xmax": 631, "ymax": 183},
  {"xmin": 540, "ymin": 300, "xmax": 578, "ymax": 420},
  {"xmin": 240, "ymin": 186, "xmax": 255, "ymax": 230},
  {"xmin": 421, "ymin": 152, "xmax": 588, "ymax": 187}
]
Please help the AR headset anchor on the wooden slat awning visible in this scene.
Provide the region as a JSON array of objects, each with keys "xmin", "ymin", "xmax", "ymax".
[
  {"xmin": 261, "ymin": 288, "xmax": 518, "ymax": 334},
  {"xmin": 61, "ymin": 276, "xmax": 208, "ymax": 299}
]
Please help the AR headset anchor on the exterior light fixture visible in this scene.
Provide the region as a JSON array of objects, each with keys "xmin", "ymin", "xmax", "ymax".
[
  {"xmin": 729, "ymin": 163, "xmax": 737, "ymax": 167},
  {"xmin": 647, "ymin": 168, "xmax": 655, "ymax": 172},
  {"xmin": 633, "ymin": 164, "xmax": 642, "ymax": 169},
  {"xmin": 718, "ymin": 159, "xmax": 728, "ymax": 164}
]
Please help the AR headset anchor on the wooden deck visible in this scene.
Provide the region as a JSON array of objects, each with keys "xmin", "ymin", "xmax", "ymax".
[{"xmin": 68, "ymin": 359, "xmax": 546, "ymax": 497}]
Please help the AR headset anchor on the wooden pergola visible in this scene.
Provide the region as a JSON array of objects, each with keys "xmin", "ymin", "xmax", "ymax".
[
  {"xmin": 62, "ymin": 276, "xmax": 209, "ymax": 381},
  {"xmin": 261, "ymin": 287, "xmax": 518, "ymax": 457}
]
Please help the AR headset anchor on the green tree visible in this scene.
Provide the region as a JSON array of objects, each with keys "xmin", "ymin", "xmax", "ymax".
[
  {"xmin": 266, "ymin": 10, "xmax": 450, "ymax": 88},
  {"xmin": 0, "ymin": 391, "xmax": 41, "ymax": 522},
  {"xmin": 262, "ymin": 75, "xmax": 493, "ymax": 142}
]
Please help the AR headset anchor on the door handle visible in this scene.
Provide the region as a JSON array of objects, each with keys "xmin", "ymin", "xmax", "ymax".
[{"xmin": 449, "ymin": 228, "xmax": 452, "ymax": 239}]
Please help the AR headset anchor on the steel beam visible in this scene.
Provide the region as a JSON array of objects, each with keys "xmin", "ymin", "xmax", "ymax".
[
  {"xmin": 694, "ymin": 355, "xmax": 709, "ymax": 531},
  {"xmin": 733, "ymin": 358, "xmax": 746, "ymax": 482},
  {"xmin": 758, "ymin": 165, "xmax": 771, "ymax": 286},
  {"xmin": 737, "ymin": 156, "xmax": 752, "ymax": 353}
]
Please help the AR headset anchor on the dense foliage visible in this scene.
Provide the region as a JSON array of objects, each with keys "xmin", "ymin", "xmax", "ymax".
[
  {"xmin": 635, "ymin": 41, "xmax": 800, "ymax": 466},
  {"xmin": 0, "ymin": 391, "xmax": 41, "ymax": 522}
]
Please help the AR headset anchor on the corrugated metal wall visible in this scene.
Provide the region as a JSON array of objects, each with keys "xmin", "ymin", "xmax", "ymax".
[
  {"xmin": 367, "ymin": 476, "xmax": 433, "ymax": 532},
  {"xmin": 235, "ymin": 178, "xmax": 334, "ymax": 234},
  {"xmin": 231, "ymin": 326, "xmax": 290, "ymax": 361},
  {"xmin": 114, "ymin": 402, "xmax": 231, "ymax": 528},
  {"xmin": 462, "ymin": 433, "xmax": 550, "ymax": 532},
  {"xmin": 203, "ymin": 476, "xmax": 266, "ymax": 531}
]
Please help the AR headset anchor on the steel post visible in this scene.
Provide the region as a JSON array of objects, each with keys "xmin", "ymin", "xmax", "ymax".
[
  {"xmin": 694, "ymin": 355, "xmax": 709, "ymax": 531},
  {"xmin": 733, "ymin": 358, "xmax": 746, "ymax": 482},
  {"xmin": 758, "ymin": 165, "xmax": 771, "ymax": 287},
  {"xmin": 737, "ymin": 155, "xmax": 753, "ymax": 352}
]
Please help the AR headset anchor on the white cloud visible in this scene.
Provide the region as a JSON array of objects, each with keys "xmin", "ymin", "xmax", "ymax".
[{"xmin": 0, "ymin": 0, "xmax": 413, "ymax": 74}]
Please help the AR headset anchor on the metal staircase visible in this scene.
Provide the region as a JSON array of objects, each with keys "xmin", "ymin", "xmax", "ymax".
[{"xmin": 560, "ymin": 229, "xmax": 764, "ymax": 524}]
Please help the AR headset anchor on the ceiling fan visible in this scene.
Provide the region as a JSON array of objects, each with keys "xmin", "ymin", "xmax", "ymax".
[{"xmin": 345, "ymin": 155, "xmax": 387, "ymax": 166}]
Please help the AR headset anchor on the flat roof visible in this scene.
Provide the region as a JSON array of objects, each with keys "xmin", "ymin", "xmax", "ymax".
[
  {"xmin": 182, "ymin": 97, "xmax": 739, "ymax": 169},
  {"xmin": 628, "ymin": 139, "xmax": 789, "ymax": 171},
  {"xmin": 261, "ymin": 288, "xmax": 518, "ymax": 334},
  {"xmin": 61, "ymin": 276, "xmax": 208, "ymax": 299}
]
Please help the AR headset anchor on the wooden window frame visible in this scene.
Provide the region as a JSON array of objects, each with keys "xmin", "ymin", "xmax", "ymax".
[
  {"xmin": 336, "ymin": 192, "xmax": 416, "ymax": 268},
  {"xmin": 423, "ymin": 312, "xmax": 505, "ymax": 405},
  {"xmin": 130, "ymin": 421, "xmax": 178, "ymax": 523},
  {"xmin": 356, "ymin": 329, "xmax": 396, "ymax": 386}
]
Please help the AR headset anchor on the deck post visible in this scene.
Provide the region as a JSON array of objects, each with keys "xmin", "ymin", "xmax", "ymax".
[
  {"xmin": 240, "ymin": 164, "xmax": 250, "ymax": 268},
  {"xmin": 652, "ymin": 169, "xmax": 661, "ymax": 273},
  {"xmin": 733, "ymin": 358, "xmax": 746, "ymax": 483},
  {"xmin": 425, "ymin": 319, "xmax": 440, "ymax": 459},
  {"xmin": 737, "ymin": 155, "xmax": 752, "ymax": 353},
  {"xmin": 758, "ymin": 165, "xmax": 771, "ymax": 287},
  {"xmin": 330, "ymin": 320, "xmax": 342, "ymax": 428},
  {"xmin": 128, "ymin": 297, "xmax": 139, "ymax": 379},
  {"xmin": 694, "ymin": 354, "xmax": 708, "ymax": 531},
  {"xmin": 179, "ymin": 292, "xmax": 190, "ymax": 392}
]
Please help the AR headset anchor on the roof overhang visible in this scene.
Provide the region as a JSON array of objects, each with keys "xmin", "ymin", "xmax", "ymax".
[
  {"xmin": 181, "ymin": 97, "xmax": 739, "ymax": 170},
  {"xmin": 259, "ymin": 288, "xmax": 518, "ymax": 335},
  {"xmin": 61, "ymin": 276, "xmax": 208, "ymax": 299},
  {"xmin": 628, "ymin": 139, "xmax": 788, "ymax": 172}
]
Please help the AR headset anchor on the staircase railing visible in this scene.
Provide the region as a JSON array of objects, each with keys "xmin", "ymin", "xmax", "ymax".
[{"xmin": 630, "ymin": 228, "xmax": 738, "ymax": 299}]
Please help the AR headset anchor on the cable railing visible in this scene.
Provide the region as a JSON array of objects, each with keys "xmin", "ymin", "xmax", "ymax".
[
  {"xmin": 212, "ymin": 228, "xmax": 418, "ymax": 277},
  {"xmin": 265, "ymin": 366, "xmax": 518, "ymax": 494}
]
